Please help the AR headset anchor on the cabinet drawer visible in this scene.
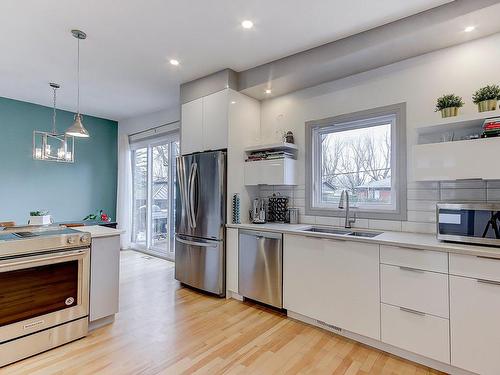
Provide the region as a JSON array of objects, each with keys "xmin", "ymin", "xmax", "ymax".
[
  {"xmin": 380, "ymin": 245, "xmax": 448, "ymax": 273},
  {"xmin": 381, "ymin": 264, "xmax": 448, "ymax": 318},
  {"xmin": 381, "ymin": 303, "xmax": 450, "ymax": 364},
  {"xmin": 450, "ymin": 253, "xmax": 500, "ymax": 282}
]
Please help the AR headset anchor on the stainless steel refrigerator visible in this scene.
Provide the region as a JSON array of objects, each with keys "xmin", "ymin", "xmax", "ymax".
[{"xmin": 175, "ymin": 150, "xmax": 226, "ymax": 296}]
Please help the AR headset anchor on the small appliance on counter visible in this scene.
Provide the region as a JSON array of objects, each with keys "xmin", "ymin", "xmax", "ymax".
[
  {"xmin": 268, "ymin": 193, "xmax": 289, "ymax": 223},
  {"xmin": 288, "ymin": 208, "xmax": 299, "ymax": 224},
  {"xmin": 437, "ymin": 202, "xmax": 500, "ymax": 246},
  {"xmin": 250, "ymin": 198, "xmax": 267, "ymax": 224}
]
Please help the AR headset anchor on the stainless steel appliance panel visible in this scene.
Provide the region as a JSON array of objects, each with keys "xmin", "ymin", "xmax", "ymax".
[
  {"xmin": 238, "ymin": 230, "xmax": 283, "ymax": 308},
  {"xmin": 437, "ymin": 203, "xmax": 500, "ymax": 246},
  {"xmin": 175, "ymin": 151, "xmax": 226, "ymax": 240},
  {"xmin": 174, "ymin": 234, "xmax": 224, "ymax": 296}
]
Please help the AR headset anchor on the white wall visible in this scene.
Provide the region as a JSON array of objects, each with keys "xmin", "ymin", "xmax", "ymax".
[
  {"xmin": 258, "ymin": 32, "xmax": 500, "ymax": 233},
  {"xmin": 118, "ymin": 106, "xmax": 180, "ymax": 137}
]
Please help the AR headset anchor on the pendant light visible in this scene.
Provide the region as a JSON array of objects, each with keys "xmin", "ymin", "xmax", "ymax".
[
  {"xmin": 66, "ymin": 29, "xmax": 90, "ymax": 138},
  {"xmin": 33, "ymin": 83, "xmax": 75, "ymax": 163}
]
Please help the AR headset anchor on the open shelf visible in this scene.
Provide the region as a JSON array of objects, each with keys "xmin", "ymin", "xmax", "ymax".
[
  {"xmin": 415, "ymin": 110, "xmax": 500, "ymax": 145},
  {"xmin": 245, "ymin": 142, "xmax": 298, "ymax": 154}
]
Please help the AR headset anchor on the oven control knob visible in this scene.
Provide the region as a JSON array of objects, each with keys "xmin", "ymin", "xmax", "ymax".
[
  {"xmin": 80, "ymin": 234, "xmax": 91, "ymax": 243},
  {"xmin": 67, "ymin": 236, "xmax": 76, "ymax": 244}
]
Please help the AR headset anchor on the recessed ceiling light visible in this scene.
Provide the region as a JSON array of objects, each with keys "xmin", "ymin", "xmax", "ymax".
[
  {"xmin": 231, "ymin": 101, "xmax": 237, "ymax": 104},
  {"xmin": 265, "ymin": 89, "xmax": 272, "ymax": 94},
  {"xmin": 241, "ymin": 20, "xmax": 254, "ymax": 29},
  {"xmin": 169, "ymin": 59, "xmax": 180, "ymax": 66},
  {"xmin": 464, "ymin": 26, "xmax": 475, "ymax": 32}
]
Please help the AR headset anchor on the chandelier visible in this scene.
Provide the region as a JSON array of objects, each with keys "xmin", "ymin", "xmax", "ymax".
[{"xmin": 33, "ymin": 83, "xmax": 74, "ymax": 162}]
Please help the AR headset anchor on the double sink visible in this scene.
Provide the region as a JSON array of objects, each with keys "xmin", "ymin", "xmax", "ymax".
[{"xmin": 302, "ymin": 226, "xmax": 382, "ymax": 238}]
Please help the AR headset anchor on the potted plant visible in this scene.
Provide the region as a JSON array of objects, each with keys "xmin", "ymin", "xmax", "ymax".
[
  {"xmin": 28, "ymin": 210, "xmax": 52, "ymax": 225},
  {"xmin": 472, "ymin": 84, "xmax": 500, "ymax": 112},
  {"xmin": 435, "ymin": 94, "xmax": 464, "ymax": 118}
]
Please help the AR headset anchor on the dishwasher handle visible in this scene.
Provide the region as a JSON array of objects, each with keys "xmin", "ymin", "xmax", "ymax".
[{"xmin": 239, "ymin": 229, "xmax": 282, "ymax": 240}]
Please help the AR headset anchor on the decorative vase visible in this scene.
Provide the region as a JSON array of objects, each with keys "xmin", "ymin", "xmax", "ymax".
[
  {"xmin": 440, "ymin": 107, "xmax": 459, "ymax": 118},
  {"xmin": 477, "ymin": 99, "xmax": 498, "ymax": 112}
]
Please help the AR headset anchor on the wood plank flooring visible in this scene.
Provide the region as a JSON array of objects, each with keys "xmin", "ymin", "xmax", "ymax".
[{"xmin": 2, "ymin": 250, "xmax": 445, "ymax": 375}]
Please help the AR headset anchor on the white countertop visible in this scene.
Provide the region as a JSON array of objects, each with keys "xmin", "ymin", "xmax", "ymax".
[
  {"xmin": 73, "ymin": 225, "xmax": 124, "ymax": 239},
  {"xmin": 227, "ymin": 222, "xmax": 500, "ymax": 259}
]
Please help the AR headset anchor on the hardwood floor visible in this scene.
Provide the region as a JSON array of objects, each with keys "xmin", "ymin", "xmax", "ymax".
[{"xmin": 3, "ymin": 251, "xmax": 445, "ymax": 375}]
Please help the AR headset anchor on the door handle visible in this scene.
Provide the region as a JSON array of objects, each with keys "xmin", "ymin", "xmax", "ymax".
[
  {"xmin": 399, "ymin": 266, "xmax": 425, "ymax": 273},
  {"xmin": 477, "ymin": 278, "xmax": 500, "ymax": 286},
  {"xmin": 188, "ymin": 162, "xmax": 197, "ymax": 228},
  {"xmin": 175, "ymin": 235, "xmax": 218, "ymax": 248},
  {"xmin": 399, "ymin": 307, "xmax": 426, "ymax": 316},
  {"xmin": 177, "ymin": 158, "xmax": 192, "ymax": 228}
]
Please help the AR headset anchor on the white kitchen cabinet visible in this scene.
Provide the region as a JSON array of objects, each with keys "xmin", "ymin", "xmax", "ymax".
[
  {"xmin": 181, "ymin": 97, "xmax": 203, "ymax": 155},
  {"xmin": 226, "ymin": 228, "xmax": 238, "ymax": 294},
  {"xmin": 203, "ymin": 89, "xmax": 229, "ymax": 152},
  {"xmin": 381, "ymin": 264, "xmax": 449, "ymax": 318},
  {"xmin": 450, "ymin": 253, "xmax": 500, "ymax": 282},
  {"xmin": 90, "ymin": 235, "xmax": 120, "ymax": 322},
  {"xmin": 284, "ymin": 234, "xmax": 380, "ymax": 340},
  {"xmin": 413, "ymin": 137, "xmax": 500, "ymax": 181},
  {"xmin": 450, "ymin": 274, "xmax": 500, "ymax": 375},
  {"xmin": 181, "ymin": 89, "xmax": 233, "ymax": 155},
  {"xmin": 381, "ymin": 303, "xmax": 450, "ymax": 364},
  {"xmin": 380, "ymin": 245, "xmax": 448, "ymax": 274},
  {"xmin": 244, "ymin": 159, "xmax": 297, "ymax": 186}
]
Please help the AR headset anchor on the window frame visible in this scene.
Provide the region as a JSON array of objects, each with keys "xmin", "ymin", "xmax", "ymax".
[{"xmin": 305, "ymin": 103, "xmax": 407, "ymax": 221}]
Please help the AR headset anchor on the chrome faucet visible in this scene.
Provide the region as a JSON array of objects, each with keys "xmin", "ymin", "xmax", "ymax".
[{"xmin": 338, "ymin": 190, "xmax": 356, "ymax": 228}]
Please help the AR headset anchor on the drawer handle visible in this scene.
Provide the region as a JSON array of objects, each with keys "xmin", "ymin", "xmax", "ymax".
[
  {"xmin": 399, "ymin": 266, "xmax": 425, "ymax": 273},
  {"xmin": 476, "ymin": 255, "xmax": 500, "ymax": 261},
  {"xmin": 399, "ymin": 307, "xmax": 426, "ymax": 316},
  {"xmin": 477, "ymin": 278, "xmax": 500, "ymax": 286}
]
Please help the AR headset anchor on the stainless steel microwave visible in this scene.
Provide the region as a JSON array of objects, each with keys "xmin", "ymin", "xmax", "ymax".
[{"xmin": 437, "ymin": 203, "xmax": 500, "ymax": 246}]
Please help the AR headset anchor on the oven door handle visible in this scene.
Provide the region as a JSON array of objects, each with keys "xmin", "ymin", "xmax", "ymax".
[{"xmin": 0, "ymin": 249, "xmax": 88, "ymax": 269}]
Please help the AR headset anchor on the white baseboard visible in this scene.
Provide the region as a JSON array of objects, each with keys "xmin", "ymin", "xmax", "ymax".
[
  {"xmin": 287, "ymin": 311, "xmax": 476, "ymax": 375},
  {"xmin": 226, "ymin": 290, "xmax": 244, "ymax": 301}
]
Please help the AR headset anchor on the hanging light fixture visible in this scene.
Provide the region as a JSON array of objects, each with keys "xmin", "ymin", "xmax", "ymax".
[
  {"xmin": 33, "ymin": 83, "xmax": 75, "ymax": 163},
  {"xmin": 66, "ymin": 29, "xmax": 90, "ymax": 138}
]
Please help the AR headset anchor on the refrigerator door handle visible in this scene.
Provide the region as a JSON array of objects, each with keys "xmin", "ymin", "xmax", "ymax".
[
  {"xmin": 188, "ymin": 162, "xmax": 198, "ymax": 228},
  {"xmin": 177, "ymin": 157, "xmax": 193, "ymax": 229},
  {"xmin": 175, "ymin": 235, "xmax": 218, "ymax": 248}
]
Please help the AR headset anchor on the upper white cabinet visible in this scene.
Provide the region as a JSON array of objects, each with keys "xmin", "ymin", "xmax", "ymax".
[
  {"xmin": 181, "ymin": 89, "xmax": 231, "ymax": 155},
  {"xmin": 244, "ymin": 159, "xmax": 297, "ymax": 186},
  {"xmin": 202, "ymin": 90, "xmax": 229, "ymax": 152},
  {"xmin": 413, "ymin": 137, "xmax": 500, "ymax": 181},
  {"xmin": 181, "ymin": 98, "xmax": 203, "ymax": 155},
  {"xmin": 283, "ymin": 234, "xmax": 380, "ymax": 340}
]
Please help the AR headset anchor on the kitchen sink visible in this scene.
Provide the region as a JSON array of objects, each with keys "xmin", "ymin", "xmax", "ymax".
[
  {"xmin": 302, "ymin": 226, "xmax": 382, "ymax": 238},
  {"xmin": 347, "ymin": 231, "xmax": 382, "ymax": 238},
  {"xmin": 303, "ymin": 227, "xmax": 353, "ymax": 235}
]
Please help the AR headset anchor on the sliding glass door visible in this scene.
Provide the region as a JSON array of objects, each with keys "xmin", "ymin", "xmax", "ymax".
[{"xmin": 131, "ymin": 134, "xmax": 179, "ymax": 260}]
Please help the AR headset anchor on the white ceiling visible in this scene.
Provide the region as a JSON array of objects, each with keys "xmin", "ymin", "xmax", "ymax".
[{"xmin": 0, "ymin": 0, "xmax": 452, "ymax": 121}]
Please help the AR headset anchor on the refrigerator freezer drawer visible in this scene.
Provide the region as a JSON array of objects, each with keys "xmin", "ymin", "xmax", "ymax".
[{"xmin": 174, "ymin": 234, "xmax": 225, "ymax": 296}]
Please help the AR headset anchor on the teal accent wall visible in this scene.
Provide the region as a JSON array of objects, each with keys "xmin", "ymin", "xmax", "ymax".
[{"xmin": 0, "ymin": 97, "xmax": 118, "ymax": 224}]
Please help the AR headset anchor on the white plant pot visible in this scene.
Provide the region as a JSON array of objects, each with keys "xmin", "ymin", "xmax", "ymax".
[{"xmin": 29, "ymin": 215, "xmax": 52, "ymax": 225}]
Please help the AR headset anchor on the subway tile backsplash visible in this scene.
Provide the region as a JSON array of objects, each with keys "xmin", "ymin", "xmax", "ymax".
[{"xmin": 256, "ymin": 180, "xmax": 500, "ymax": 234}]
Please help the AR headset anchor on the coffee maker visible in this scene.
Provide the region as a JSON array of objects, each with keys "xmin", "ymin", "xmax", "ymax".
[{"xmin": 250, "ymin": 198, "xmax": 266, "ymax": 224}]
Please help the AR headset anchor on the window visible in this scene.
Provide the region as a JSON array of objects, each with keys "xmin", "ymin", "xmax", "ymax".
[
  {"xmin": 306, "ymin": 103, "xmax": 406, "ymax": 220},
  {"xmin": 130, "ymin": 133, "xmax": 179, "ymax": 260}
]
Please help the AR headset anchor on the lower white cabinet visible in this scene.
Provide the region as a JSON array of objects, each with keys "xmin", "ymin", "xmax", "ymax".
[
  {"xmin": 283, "ymin": 234, "xmax": 380, "ymax": 340},
  {"xmin": 226, "ymin": 228, "xmax": 238, "ymax": 294},
  {"xmin": 90, "ymin": 236, "xmax": 120, "ymax": 322},
  {"xmin": 380, "ymin": 264, "xmax": 449, "ymax": 318},
  {"xmin": 381, "ymin": 303, "xmax": 450, "ymax": 363},
  {"xmin": 450, "ymin": 274, "xmax": 500, "ymax": 375}
]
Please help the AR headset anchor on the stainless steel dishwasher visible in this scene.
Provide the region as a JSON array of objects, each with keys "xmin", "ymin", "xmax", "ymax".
[{"xmin": 238, "ymin": 230, "xmax": 283, "ymax": 309}]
